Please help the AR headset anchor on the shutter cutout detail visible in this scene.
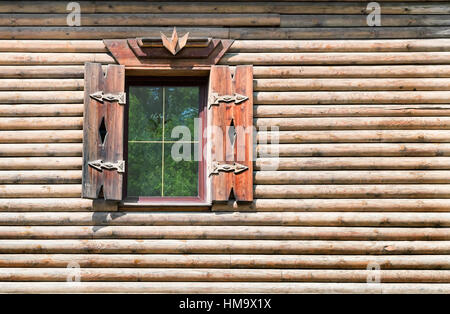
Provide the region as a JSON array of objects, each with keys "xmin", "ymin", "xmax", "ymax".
[
  {"xmin": 82, "ymin": 63, "xmax": 125, "ymax": 201},
  {"xmin": 209, "ymin": 65, "xmax": 253, "ymax": 202}
]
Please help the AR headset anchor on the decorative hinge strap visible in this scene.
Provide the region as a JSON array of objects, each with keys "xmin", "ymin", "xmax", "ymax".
[
  {"xmin": 90, "ymin": 91, "xmax": 126, "ymax": 105},
  {"xmin": 88, "ymin": 160, "xmax": 125, "ymax": 173},
  {"xmin": 209, "ymin": 162, "xmax": 248, "ymax": 176},
  {"xmin": 208, "ymin": 92, "xmax": 248, "ymax": 108}
]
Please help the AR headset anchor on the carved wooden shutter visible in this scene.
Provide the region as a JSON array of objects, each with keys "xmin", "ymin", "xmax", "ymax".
[
  {"xmin": 82, "ymin": 63, "xmax": 125, "ymax": 201},
  {"xmin": 209, "ymin": 65, "xmax": 253, "ymax": 202}
]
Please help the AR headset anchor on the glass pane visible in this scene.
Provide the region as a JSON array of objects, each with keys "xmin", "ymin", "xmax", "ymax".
[
  {"xmin": 127, "ymin": 143, "xmax": 162, "ymax": 197},
  {"xmin": 164, "ymin": 86, "xmax": 199, "ymax": 141},
  {"xmin": 163, "ymin": 143, "xmax": 198, "ymax": 197},
  {"xmin": 128, "ymin": 86, "xmax": 163, "ymax": 141}
]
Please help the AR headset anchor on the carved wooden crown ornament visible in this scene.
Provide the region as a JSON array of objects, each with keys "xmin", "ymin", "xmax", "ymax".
[{"xmin": 103, "ymin": 27, "xmax": 234, "ymax": 71}]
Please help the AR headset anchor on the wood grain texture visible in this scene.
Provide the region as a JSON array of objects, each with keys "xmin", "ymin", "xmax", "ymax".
[{"xmin": 82, "ymin": 63, "xmax": 125, "ymax": 201}]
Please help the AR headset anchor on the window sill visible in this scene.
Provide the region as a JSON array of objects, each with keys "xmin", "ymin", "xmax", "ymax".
[{"xmin": 120, "ymin": 199, "xmax": 211, "ymax": 208}]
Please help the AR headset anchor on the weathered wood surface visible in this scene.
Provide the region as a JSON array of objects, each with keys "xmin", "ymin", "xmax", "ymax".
[
  {"xmin": 223, "ymin": 52, "xmax": 450, "ymax": 65},
  {"xmin": 0, "ymin": 239, "xmax": 448, "ymax": 254},
  {"xmin": 0, "ymin": 117, "xmax": 83, "ymax": 129},
  {"xmin": 0, "ymin": 14, "xmax": 280, "ymax": 27},
  {"xmin": 0, "ymin": 268, "xmax": 449, "ymax": 283},
  {"xmin": 0, "ymin": 2, "xmax": 449, "ymax": 14},
  {"xmin": 255, "ymin": 171, "xmax": 450, "ymax": 184},
  {"xmin": 0, "ymin": 199, "xmax": 116, "ymax": 212},
  {"xmin": 0, "ymin": 226, "xmax": 448, "ymax": 241},
  {"xmin": 1, "ymin": 1, "xmax": 450, "ymax": 291},
  {"xmin": 255, "ymin": 117, "xmax": 450, "ymax": 130},
  {"xmin": 0, "ymin": 144, "xmax": 81, "ymax": 156},
  {"xmin": 0, "ymin": 198, "xmax": 448, "ymax": 212},
  {"xmin": 213, "ymin": 199, "xmax": 450, "ymax": 212},
  {"xmin": 0, "ymin": 171, "xmax": 81, "ymax": 184},
  {"xmin": 254, "ymin": 184, "xmax": 450, "ymax": 199},
  {"xmin": 255, "ymin": 105, "xmax": 450, "ymax": 118},
  {"xmin": 0, "ymin": 104, "xmax": 83, "ymax": 117},
  {"xmin": 0, "ymin": 157, "xmax": 82, "ymax": 170},
  {"xmin": 0, "ymin": 212, "xmax": 447, "ymax": 227},
  {"xmin": 0, "ymin": 92, "xmax": 83, "ymax": 103},
  {"xmin": 252, "ymin": 65, "xmax": 450, "ymax": 78},
  {"xmin": 232, "ymin": 39, "xmax": 450, "ymax": 53},
  {"xmin": 254, "ymin": 92, "xmax": 450, "ymax": 105},
  {"xmin": 254, "ymin": 79, "xmax": 450, "ymax": 91},
  {"xmin": 258, "ymin": 130, "xmax": 450, "ymax": 143},
  {"xmin": 0, "ymin": 282, "xmax": 448, "ymax": 294},
  {"xmin": 1, "ymin": 254, "xmax": 448, "ymax": 270},
  {"xmin": 0, "ymin": 131, "xmax": 82, "ymax": 143},
  {"xmin": 255, "ymin": 157, "xmax": 450, "ymax": 170},
  {"xmin": 257, "ymin": 144, "xmax": 450, "ymax": 157},
  {"xmin": 0, "ymin": 185, "xmax": 81, "ymax": 198},
  {"xmin": 1, "ymin": 2, "xmax": 449, "ymax": 14},
  {"xmin": 3, "ymin": 27, "xmax": 450, "ymax": 40}
]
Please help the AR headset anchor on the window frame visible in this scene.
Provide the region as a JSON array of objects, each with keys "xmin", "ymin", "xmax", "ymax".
[{"xmin": 123, "ymin": 76, "xmax": 209, "ymax": 205}]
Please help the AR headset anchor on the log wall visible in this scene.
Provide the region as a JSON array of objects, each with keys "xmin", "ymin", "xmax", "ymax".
[{"xmin": 0, "ymin": 0, "xmax": 449, "ymax": 293}]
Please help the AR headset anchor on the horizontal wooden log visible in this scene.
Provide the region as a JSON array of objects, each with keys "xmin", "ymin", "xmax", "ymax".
[
  {"xmin": 1, "ymin": 212, "xmax": 448, "ymax": 227},
  {"xmin": 3, "ymin": 27, "xmax": 450, "ymax": 40},
  {"xmin": 0, "ymin": 14, "xmax": 280, "ymax": 27},
  {"xmin": 0, "ymin": 2, "xmax": 448, "ymax": 14},
  {"xmin": 255, "ymin": 157, "xmax": 450, "ymax": 170},
  {"xmin": 254, "ymin": 92, "xmax": 450, "ymax": 105},
  {"xmin": 223, "ymin": 52, "xmax": 450, "ymax": 65},
  {"xmin": 0, "ymin": 40, "xmax": 106, "ymax": 52},
  {"xmin": 252, "ymin": 65, "xmax": 450, "ymax": 78},
  {"xmin": 0, "ymin": 268, "xmax": 449, "ymax": 283},
  {"xmin": 0, "ymin": 130, "xmax": 83, "ymax": 143},
  {"xmin": 0, "ymin": 79, "xmax": 83, "ymax": 91},
  {"xmin": 254, "ymin": 184, "xmax": 450, "ymax": 199},
  {"xmin": 0, "ymin": 226, "xmax": 448, "ymax": 241},
  {"xmin": 0, "ymin": 117, "xmax": 83, "ymax": 129},
  {"xmin": 255, "ymin": 171, "xmax": 450, "ymax": 184},
  {"xmin": 232, "ymin": 39, "xmax": 450, "ymax": 53},
  {"xmin": 0, "ymin": 185, "xmax": 81, "ymax": 198},
  {"xmin": 255, "ymin": 105, "xmax": 450, "ymax": 118},
  {"xmin": 258, "ymin": 130, "xmax": 450, "ymax": 143},
  {"xmin": 0, "ymin": 282, "xmax": 448, "ymax": 294},
  {"xmin": 281, "ymin": 15, "xmax": 450, "ymax": 28},
  {"xmin": 0, "ymin": 171, "xmax": 81, "ymax": 184},
  {"xmin": 254, "ymin": 79, "xmax": 450, "ymax": 91},
  {"xmin": 228, "ymin": 27, "xmax": 450, "ymax": 40},
  {"xmin": 0, "ymin": 104, "xmax": 83, "ymax": 117},
  {"xmin": 0, "ymin": 53, "xmax": 113, "ymax": 65},
  {"xmin": 0, "ymin": 144, "xmax": 82, "ymax": 157},
  {"xmin": 0, "ymin": 27, "xmax": 229, "ymax": 40},
  {"xmin": 0, "ymin": 66, "xmax": 85, "ymax": 78},
  {"xmin": 0, "ymin": 157, "xmax": 82, "ymax": 170},
  {"xmin": 213, "ymin": 198, "xmax": 450, "ymax": 212},
  {"xmin": 258, "ymin": 143, "xmax": 450, "ymax": 157},
  {"xmin": 256, "ymin": 117, "xmax": 450, "ymax": 130},
  {"xmin": 0, "ymin": 239, "xmax": 448, "ymax": 254},
  {"xmin": 1, "ymin": 254, "xmax": 448, "ymax": 270},
  {"xmin": 0, "ymin": 92, "xmax": 83, "ymax": 103},
  {"xmin": 0, "ymin": 199, "xmax": 117, "ymax": 212}
]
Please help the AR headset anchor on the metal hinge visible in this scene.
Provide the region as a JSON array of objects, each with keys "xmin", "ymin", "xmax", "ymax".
[
  {"xmin": 209, "ymin": 161, "xmax": 248, "ymax": 176},
  {"xmin": 90, "ymin": 91, "xmax": 126, "ymax": 105},
  {"xmin": 208, "ymin": 93, "xmax": 248, "ymax": 109},
  {"xmin": 88, "ymin": 160, "xmax": 125, "ymax": 173}
]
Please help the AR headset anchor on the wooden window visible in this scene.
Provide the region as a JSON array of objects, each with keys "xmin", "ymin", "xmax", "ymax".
[
  {"xmin": 124, "ymin": 77, "xmax": 207, "ymax": 204},
  {"xmin": 82, "ymin": 63, "xmax": 253, "ymax": 205}
]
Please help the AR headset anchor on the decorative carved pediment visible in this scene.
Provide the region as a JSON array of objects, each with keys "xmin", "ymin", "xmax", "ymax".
[{"xmin": 103, "ymin": 28, "xmax": 234, "ymax": 72}]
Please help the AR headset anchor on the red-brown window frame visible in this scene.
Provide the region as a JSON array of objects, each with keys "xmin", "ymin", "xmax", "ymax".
[{"xmin": 123, "ymin": 76, "xmax": 208, "ymax": 205}]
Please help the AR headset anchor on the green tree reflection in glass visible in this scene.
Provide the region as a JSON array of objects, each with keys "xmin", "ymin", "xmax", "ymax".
[{"xmin": 127, "ymin": 85, "xmax": 199, "ymax": 197}]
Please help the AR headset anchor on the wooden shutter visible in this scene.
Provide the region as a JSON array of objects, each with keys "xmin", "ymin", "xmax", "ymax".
[
  {"xmin": 82, "ymin": 63, "xmax": 125, "ymax": 201},
  {"xmin": 209, "ymin": 65, "xmax": 253, "ymax": 202}
]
